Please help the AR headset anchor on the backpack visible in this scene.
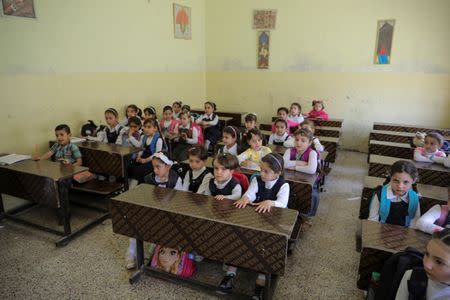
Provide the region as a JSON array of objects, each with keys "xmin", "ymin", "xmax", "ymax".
[
  {"xmin": 232, "ymin": 171, "xmax": 249, "ymax": 193},
  {"xmin": 374, "ymin": 247, "xmax": 427, "ymax": 300},
  {"xmin": 150, "ymin": 244, "xmax": 196, "ymax": 278},
  {"xmin": 80, "ymin": 120, "xmax": 98, "ymax": 137}
]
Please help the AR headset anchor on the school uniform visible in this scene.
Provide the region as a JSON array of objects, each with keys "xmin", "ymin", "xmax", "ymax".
[
  {"xmin": 417, "ymin": 205, "xmax": 450, "ymax": 234},
  {"xmin": 395, "ymin": 269, "xmax": 450, "ymax": 300},
  {"xmin": 268, "ymin": 132, "xmax": 293, "ymax": 147},
  {"xmin": 50, "ymin": 143, "xmax": 82, "ymax": 164},
  {"xmin": 196, "ymin": 113, "xmax": 220, "ymax": 145},
  {"xmin": 414, "ymin": 147, "xmax": 446, "ymax": 163},
  {"xmin": 237, "ymin": 146, "xmax": 272, "ymax": 170},
  {"xmin": 368, "ymin": 184, "xmax": 421, "ymax": 227},
  {"xmin": 116, "ymin": 127, "xmax": 141, "ymax": 147},
  {"xmin": 288, "ymin": 115, "xmax": 304, "ymax": 124},
  {"xmin": 217, "ymin": 143, "xmax": 238, "ymax": 156},
  {"xmin": 271, "ymin": 120, "xmax": 299, "ymax": 135},
  {"xmin": 244, "ymin": 176, "xmax": 289, "ymax": 208},
  {"xmin": 283, "ymin": 147, "xmax": 319, "ymax": 175},
  {"xmin": 144, "ymin": 169, "xmax": 183, "ymax": 190},
  {"xmin": 172, "ymin": 123, "xmax": 200, "ymax": 162},
  {"xmin": 93, "ymin": 124, "xmax": 124, "ymax": 144},
  {"xmin": 160, "ymin": 119, "xmax": 179, "ymax": 138},
  {"xmin": 204, "ymin": 177, "xmax": 242, "ymax": 200},
  {"xmin": 182, "ymin": 167, "xmax": 214, "ymax": 194},
  {"xmin": 128, "ymin": 133, "xmax": 163, "ymax": 183}
]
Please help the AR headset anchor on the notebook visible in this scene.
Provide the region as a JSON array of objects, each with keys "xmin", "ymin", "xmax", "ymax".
[{"xmin": 0, "ymin": 154, "xmax": 32, "ymax": 166}]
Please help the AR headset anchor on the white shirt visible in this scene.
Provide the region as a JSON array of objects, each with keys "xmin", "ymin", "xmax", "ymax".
[
  {"xmin": 288, "ymin": 115, "xmax": 304, "ymax": 124},
  {"xmin": 396, "ymin": 269, "xmax": 450, "ymax": 300},
  {"xmin": 181, "ymin": 167, "xmax": 214, "ymax": 194},
  {"xmin": 414, "ymin": 148, "xmax": 447, "ymax": 164},
  {"xmin": 283, "ymin": 148, "xmax": 318, "ymax": 174},
  {"xmin": 368, "ymin": 184, "xmax": 421, "ymax": 228},
  {"xmin": 136, "ymin": 134, "xmax": 163, "ymax": 157},
  {"xmin": 219, "ymin": 143, "xmax": 238, "ymax": 156},
  {"xmin": 203, "ymin": 177, "xmax": 242, "ymax": 200},
  {"xmin": 88, "ymin": 123, "xmax": 123, "ymax": 143},
  {"xmin": 417, "ymin": 205, "xmax": 446, "ymax": 234},
  {"xmin": 196, "ymin": 113, "xmax": 218, "ymax": 126},
  {"xmin": 312, "ymin": 137, "xmax": 324, "ymax": 153},
  {"xmin": 153, "ymin": 175, "xmax": 183, "ymax": 191},
  {"xmin": 115, "ymin": 127, "xmax": 141, "ymax": 147},
  {"xmin": 174, "ymin": 123, "xmax": 199, "ymax": 144},
  {"xmin": 243, "ymin": 177, "xmax": 290, "ymax": 208},
  {"xmin": 268, "ymin": 132, "xmax": 293, "ymax": 146}
]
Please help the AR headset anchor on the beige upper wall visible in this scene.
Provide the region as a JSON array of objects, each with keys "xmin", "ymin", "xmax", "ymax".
[{"xmin": 205, "ymin": 0, "xmax": 450, "ymax": 151}]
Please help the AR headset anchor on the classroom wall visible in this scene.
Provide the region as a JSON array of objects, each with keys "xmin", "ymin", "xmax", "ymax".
[
  {"xmin": 205, "ymin": 0, "xmax": 450, "ymax": 151},
  {"xmin": 0, "ymin": 0, "xmax": 206, "ymax": 154}
]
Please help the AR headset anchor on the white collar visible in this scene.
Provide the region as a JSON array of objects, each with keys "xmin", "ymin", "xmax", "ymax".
[
  {"xmin": 264, "ymin": 177, "xmax": 280, "ymax": 189},
  {"xmin": 224, "ymin": 143, "xmax": 237, "ymax": 152},
  {"xmin": 191, "ymin": 166, "xmax": 207, "ymax": 176},
  {"xmin": 214, "ymin": 176, "xmax": 233, "ymax": 188},
  {"xmin": 273, "ymin": 132, "xmax": 288, "ymax": 139},
  {"xmin": 109, "ymin": 123, "xmax": 122, "ymax": 131}
]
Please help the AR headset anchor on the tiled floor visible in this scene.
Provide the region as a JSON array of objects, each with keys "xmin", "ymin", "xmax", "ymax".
[{"xmin": 0, "ymin": 150, "xmax": 367, "ymax": 299}]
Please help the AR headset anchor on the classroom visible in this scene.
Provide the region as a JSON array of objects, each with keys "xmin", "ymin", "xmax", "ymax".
[{"xmin": 0, "ymin": 0, "xmax": 449, "ymax": 299}]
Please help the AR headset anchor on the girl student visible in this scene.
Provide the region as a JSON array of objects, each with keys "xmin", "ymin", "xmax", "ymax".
[
  {"xmin": 172, "ymin": 101, "xmax": 183, "ymax": 119},
  {"xmin": 159, "ymin": 105, "xmax": 179, "ymax": 138},
  {"xmin": 217, "ymin": 126, "xmax": 241, "ymax": 156},
  {"xmin": 368, "ymin": 160, "xmax": 421, "ymax": 228},
  {"xmin": 121, "ymin": 104, "xmax": 142, "ymax": 126},
  {"xmin": 288, "ymin": 102, "xmax": 304, "ymax": 124},
  {"xmin": 181, "ymin": 145, "xmax": 214, "ymax": 194},
  {"xmin": 283, "ymin": 128, "xmax": 319, "ymax": 175},
  {"xmin": 128, "ymin": 119, "xmax": 165, "ymax": 186},
  {"xmin": 268, "ymin": 119, "xmax": 294, "ymax": 147},
  {"xmin": 143, "ymin": 106, "xmax": 157, "ymax": 121},
  {"xmin": 271, "ymin": 107, "xmax": 299, "ymax": 135},
  {"xmin": 116, "ymin": 116, "xmax": 141, "ymax": 147},
  {"xmin": 414, "ymin": 132, "xmax": 447, "ymax": 164},
  {"xmin": 237, "ymin": 128, "xmax": 272, "ymax": 171},
  {"xmin": 203, "ymin": 153, "xmax": 242, "ymax": 200},
  {"xmin": 195, "ymin": 101, "xmax": 221, "ymax": 150},
  {"xmin": 88, "ymin": 108, "xmax": 124, "ymax": 144},
  {"xmin": 300, "ymin": 119, "xmax": 325, "ymax": 152},
  {"xmin": 224, "ymin": 154, "xmax": 288, "ymax": 299},
  {"xmin": 241, "ymin": 113, "xmax": 258, "ymax": 151},
  {"xmin": 417, "ymin": 197, "xmax": 450, "ymax": 234},
  {"xmin": 306, "ymin": 100, "xmax": 329, "ymax": 120},
  {"xmin": 171, "ymin": 111, "xmax": 203, "ymax": 162}
]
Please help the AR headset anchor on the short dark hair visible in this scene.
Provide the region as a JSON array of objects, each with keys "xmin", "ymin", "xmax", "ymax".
[
  {"xmin": 293, "ymin": 128, "xmax": 313, "ymax": 142},
  {"xmin": 246, "ymin": 128, "xmax": 264, "ymax": 142},
  {"xmin": 245, "ymin": 113, "xmax": 257, "ymax": 123},
  {"xmin": 181, "ymin": 104, "xmax": 191, "ymax": 112},
  {"xmin": 143, "ymin": 118, "xmax": 159, "ymax": 129},
  {"xmin": 213, "ymin": 153, "xmax": 239, "ymax": 170},
  {"xmin": 126, "ymin": 104, "xmax": 140, "ymax": 117},
  {"xmin": 277, "ymin": 107, "xmax": 289, "ymax": 114},
  {"xmin": 163, "ymin": 105, "xmax": 173, "ymax": 113},
  {"xmin": 426, "ymin": 132, "xmax": 444, "ymax": 146},
  {"xmin": 55, "ymin": 124, "xmax": 71, "ymax": 134},
  {"xmin": 127, "ymin": 116, "xmax": 142, "ymax": 127},
  {"xmin": 262, "ymin": 153, "xmax": 284, "ymax": 173},
  {"xmin": 290, "ymin": 102, "xmax": 302, "ymax": 111},
  {"xmin": 274, "ymin": 118, "xmax": 288, "ymax": 128},
  {"xmin": 223, "ymin": 126, "xmax": 239, "ymax": 139},
  {"xmin": 432, "ymin": 228, "xmax": 450, "ymax": 246},
  {"xmin": 172, "ymin": 101, "xmax": 182, "ymax": 107},
  {"xmin": 105, "ymin": 108, "xmax": 118, "ymax": 118},
  {"xmin": 144, "ymin": 106, "xmax": 156, "ymax": 116},
  {"xmin": 205, "ymin": 101, "xmax": 216, "ymax": 111},
  {"xmin": 187, "ymin": 145, "xmax": 209, "ymax": 161},
  {"xmin": 390, "ymin": 160, "xmax": 418, "ymax": 179},
  {"xmin": 312, "ymin": 100, "xmax": 325, "ymax": 109}
]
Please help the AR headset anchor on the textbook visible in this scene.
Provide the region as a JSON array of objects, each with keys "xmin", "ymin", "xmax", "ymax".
[{"xmin": 0, "ymin": 154, "xmax": 32, "ymax": 166}]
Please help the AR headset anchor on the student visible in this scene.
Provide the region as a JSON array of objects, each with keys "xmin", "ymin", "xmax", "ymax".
[
  {"xmin": 36, "ymin": 124, "xmax": 82, "ymax": 166},
  {"xmin": 181, "ymin": 104, "xmax": 195, "ymax": 123},
  {"xmin": 159, "ymin": 106, "xmax": 179, "ymax": 139},
  {"xmin": 417, "ymin": 198, "xmax": 450, "ymax": 234},
  {"xmin": 237, "ymin": 128, "xmax": 272, "ymax": 171},
  {"xmin": 300, "ymin": 119, "xmax": 325, "ymax": 152},
  {"xmin": 228, "ymin": 154, "xmax": 289, "ymax": 299},
  {"xmin": 288, "ymin": 102, "xmax": 304, "ymax": 124},
  {"xmin": 414, "ymin": 132, "xmax": 447, "ymax": 164},
  {"xmin": 368, "ymin": 160, "xmax": 421, "ymax": 227},
  {"xmin": 268, "ymin": 119, "xmax": 294, "ymax": 147},
  {"xmin": 241, "ymin": 113, "xmax": 258, "ymax": 151},
  {"xmin": 283, "ymin": 128, "xmax": 319, "ymax": 175},
  {"xmin": 395, "ymin": 229, "xmax": 450, "ymax": 299},
  {"xmin": 181, "ymin": 146, "xmax": 214, "ymax": 194},
  {"xmin": 88, "ymin": 108, "xmax": 124, "ymax": 144},
  {"xmin": 121, "ymin": 104, "xmax": 141, "ymax": 126},
  {"xmin": 172, "ymin": 101, "xmax": 183, "ymax": 119},
  {"xmin": 172, "ymin": 112, "xmax": 201, "ymax": 162},
  {"xmin": 306, "ymin": 100, "xmax": 329, "ymax": 120},
  {"xmin": 204, "ymin": 153, "xmax": 242, "ymax": 200},
  {"xmin": 128, "ymin": 119, "xmax": 164, "ymax": 185},
  {"xmin": 196, "ymin": 101, "xmax": 221, "ymax": 150},
  {"xmin": 271, "ymin": 107, "xmax": 298, "ymax": 134},
  {"xmin": 143, "ymin": 106, "xmax": 157, "ymax": 121},
  {"xmin": 218, "ymin": 126, "xmax": 240, "ymax": 156},
  {"xmin": 116, "ymin": 116, "xmax": 141, "ymax": 147}
]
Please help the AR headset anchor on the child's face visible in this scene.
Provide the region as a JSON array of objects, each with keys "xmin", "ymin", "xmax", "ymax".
[
  {"xmin": 172, "ymin": 104, "xmax": 181, "ymax": 113},
  {"xmin": 127, "ymin": 108, "xmax": 137, "ymax": 118},
  {"xmin": 188, "ymin": 155, "xmax": 206, "ymax": 171},
  {"xmin": 277, "ymin": 110, "xmax": 288, "ymax": 120},
  {"xmin": 423, "ymin": 239, "xmax": 450, "ymax": 284},
  {"xmin": 158, "ymin": 247, "xmax": 180, "ymax": 271},
  {"xmin": 222, "ymin": 132, "xmax": 236, "ymax": 146},
  {"xmin": 301, "ymin": 124, "xmax": 315, "ymax": 134},
  {"xmin": 128, "ymin": 122, "xmax": 140, "ymax": 133},
  {"xmin": 152, "ymin": 159, "xmax": 171, "ymax": 179},
  {"xmin": 294, "ymin": 135, "xmax": 312, "ymax": 152},
  {"xmin": 245, "ymin": 120, "xmax": 256, "ymax": 131},
  {"xmin": 144, "ymin": 111, "xmax": 155, "ymax": 120},
  {"xmin": 424, "ymin": 136, "xmax": 441, "ymax": 153},
  {"xmin": 105, "ymin": 112, "xmax": 118, "ymax": 127},
  {"xmin": 290, "ymin": 105, "xmax": 300, "ymax": 116},
  {"xmin": 390, "ymin": 171, "xmax": 415, "ymax": 196},
  {"xmin": 143, "ymin": 123, "xmax": 157, "ymax": 136},
  {"xmin": 275, "ymin": 122, "xmax": 287, "ymax": 136},
  {"xmin": 248, "ymin": 135, "xmax": 262, "ymax": 151},
  {"xmin": 55, "ymin": 130, "xmax": 70, "ymax": 145},
  {"xmin": 213, "ymin": 160, "xmax": 233, "ymax": 183},
  {"xmin": 182, "ymin": 108, "xmax": 190, "ymax": 115},
  {"xmin": 260, "ymin": 161, "xmax": 280, "ymax": 182},
  {"xmin": 314, "ymin": 103, "xmax": 323, "ymax": 112},
  {"xmin": 180, "ymin": 114, "xmax": 189, "ymax": 127},
  {"xmin": 163, "ymin": 110, "xmax": 173, "ymax": 121},
  {"xmin": 204, "ymin": 104, "xmax": 214, "ymax": 115}
]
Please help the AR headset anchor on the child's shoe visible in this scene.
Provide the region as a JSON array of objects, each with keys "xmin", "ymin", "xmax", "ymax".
[
  {"xmin": 125, "ymin": 256, "xmax": 136, "ymax": 270},
  {"xmin": 217, "ymin": 273, "xmax": 235, "ymax": 294}
]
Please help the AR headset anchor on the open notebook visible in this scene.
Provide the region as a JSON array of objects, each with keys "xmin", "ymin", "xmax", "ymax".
[{"xmin": 0, "ymin": 154, "xmax": 32, "ymax": 166}]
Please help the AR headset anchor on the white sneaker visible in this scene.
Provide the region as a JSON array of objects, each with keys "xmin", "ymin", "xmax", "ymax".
[{"xmin": 126, "ymin": 256, "xmax": 136, "ymax": 270}]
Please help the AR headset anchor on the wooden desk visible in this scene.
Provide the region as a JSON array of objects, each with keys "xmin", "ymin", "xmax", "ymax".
[
  {"xmin": 111, "ymin": 184, "xmax": 297, "ymax": 298},
  {"xmin": 357, "ymin": 220, "xmax": 429, "ymax": 289},
  {"xmin": 359, "ymin": 176, "xmax": 448, "ymax": 220},
  {"xmin": 271, "ymin": 117, "xmax": 344, "ymax": 128},
  {"xmin": 373, "ymin": 122, "xmax": 450, "ymax": 136},
  {"xmin": 370, "ymin": 130, "xmax": 450, "ymax": 145},
  {"xmin": 368, "ymin": 154, "xmax": 450, "ymax": 187},
  {"xmin": 0, "ymin": 159, "xmax": 108, "ymax": 246},
  {"xmin": 368, "ymin": 140, "xmax": 414, "ymax": 160}
]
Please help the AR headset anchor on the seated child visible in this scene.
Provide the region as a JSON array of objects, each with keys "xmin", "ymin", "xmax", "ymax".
[
  {"xmin": 271, "ymin": 107, "xmax": 299, "ymax": 134},
  {"xmin": 417, "ymin": 198, "xmax": 450, "ymax": 234},
  {"xmin": 268, "ymin": 119, "xmax": 294, "ymax": 147},
  {"xmin": 143, "ymin": 106, "xmax": 157, "ymax": 121},
  {"xmin": 172, "ymin": 112, "xmax": 202, "ymax": 162},
  {"xmin": 299, "ymin": 119, "xmax": 325, "ymax": 152},
  {"xmin": 121, "ymin": 104, "xmax": 141, "ymax": 126},
  {"xmin": 172, "ymin": 101, "xmax": 183, "ymax": 119},
  {"xmin": 241, "ymin": 113, "xmax": 258, "ymax": 151},
  {"xmin": 414, "ymin": 132, "xmax": 447, "ymax": 164},
  {"xmin": 283, "ymin": 128, "xmax": 319, "ymax": 175},
  {"xmin": 159, "ymin": 106, "xmax": 179, "ymax": 139},
  {"xmin": 88, "ymin": 108, "xmax": 124, "ymax": 143},
  {"xmin": 116, "ymin": 116, "xmax": 142, "ymax": 147},
  {"xmin": 368, "ymin": 160, "xmax": 421, "ymax": 227},
  {"xmin": 204, "ymin": 153, "xmax": 242, "ymax": 200},
  {"xmin": 288, "ymin": 102, "xmax": 304, "ymax": 124},
  {"xmin": 237, "ymin": 128, "xmax": 272, "ymax": 171},
  {"xmin": 195, "ymin": 101, "xmax": 221, "ymax": 150},
  {"xmin": 181, "ymin": 146, "xmax": 214, "ymax": 194},
  {"xmin": 227, "ymin": 154, "xmax": 289, "ymax": 299},
  {"xmin": 395, "ymin": 229, "xmax": 450, "ymax": 299},
  {"xmin": 306, "ymin": 100, "xmax": 329, "ymax": 120},
  {"xmin": 218, "ymin": 126, "xmax": 240, "ymax": 156},
  {"xmin": 37, "ymin": 124, "xmax": 82, "ymax": 166},
  {"xmin": 181, "ymin": 104, "xmax": 196, "ymax": 123}
]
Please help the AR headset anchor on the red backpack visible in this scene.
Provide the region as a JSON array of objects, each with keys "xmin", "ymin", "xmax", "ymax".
[{"xmin": 232, "ymin": 171, "xmax": 249, "ymax": 193}]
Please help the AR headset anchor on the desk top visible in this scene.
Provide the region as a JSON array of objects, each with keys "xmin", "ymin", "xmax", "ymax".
[
  {"xmin": 0, "ymin": 159, "xmax": 88, "ymax": 181},
  {"xmin": 370, "ymin": 154, "xmax": 449, "ymax": 173},
  {"xmin": 219, "ymin": 116, "xmax": 234, "ymax": 121},
  {"xmin": 364, "ymin": 176, "xmax": 449, "ymax": 202},
  {"xmin": 371, "ymin": 130, "xmax": 450, "ymax": 141},
  {"xmin": 373, "ymin": 122, "xmax": 449, "ymax": 132},
  {"xmin": 361, "ymin": 220, "xmax": 429, "ymax": 253},
  {"xmin": 78, "ymin": 141, "xmax": 142, "ymax": 156},
  {"xmin": 369, "ymin": 140, "xmax": 411, "ymax": 149},
  {"xmin": 112, "ymin": 184, "xmax": 298, "ymax": 237}
]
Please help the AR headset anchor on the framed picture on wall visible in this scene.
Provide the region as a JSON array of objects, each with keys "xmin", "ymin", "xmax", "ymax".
[
  {"xmin": 374, "ymin": 19, "xmax": 395, "ymax": 64},
  {"xmin": 257, "ymin": 31, "xmax": 270, "ymax": 69},
  {"xmin": 1, "ymin": 0, "xmax": 36, "ymax": 18},
  {"xmin": 173, "ymin": 3, "xmax": 191, "ymax": 40},
  {"xmin": 253, "ymin": 10, "xmax": 277, "ymax": 30}
]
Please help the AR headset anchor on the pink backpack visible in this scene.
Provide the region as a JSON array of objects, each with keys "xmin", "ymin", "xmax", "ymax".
[
  {"xmin": 150, "ymin": 245, "xmax": 197, "ymax": 278},
  {"xmin": 437, "ymin": 205, "xmax": 449, "ymax": 226},
  {"xmin": 191, "ymin": 122, "xmax": 204, "ymax": 145}
]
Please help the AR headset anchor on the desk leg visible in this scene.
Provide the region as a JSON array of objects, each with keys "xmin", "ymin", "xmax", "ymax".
[
  {"xmin": 129, "ymin": 239, "xmax": 145, "ymax": 284},
  {"xmin": 123, "ymin": 156, "xmax": 131, "ymax": 191},
  {"xmin": 58, "ymin": 180, "xmax": 71, "ymax": 236},
  {"xmin": 0, "ymin": 193, "xmax": 4, "ymax": 220}
]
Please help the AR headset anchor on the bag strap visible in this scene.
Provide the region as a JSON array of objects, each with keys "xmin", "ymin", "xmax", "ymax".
[{"xmin": 407, "ymin": 267, "xmax": 428, "ymax": 300}]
